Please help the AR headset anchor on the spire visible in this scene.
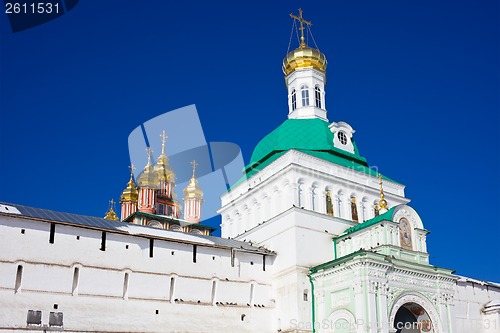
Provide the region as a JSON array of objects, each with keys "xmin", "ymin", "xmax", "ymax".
[
  {"xmin": 289, "ymin": 8, "xmax": 312, "ymax": 48},
  {"xmin": 104, "ymin": 199, "xmax": 119, "ymax": 221},
  {"xmin": 377, "ymin": 173, "xmax": 388, "ymax": 214}
]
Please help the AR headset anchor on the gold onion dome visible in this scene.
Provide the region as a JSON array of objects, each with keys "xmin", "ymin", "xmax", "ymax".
[
  {"xmin": 154, "ymin": 151, "xmax": 175, "ymax": 182},
  {"xmin": 183, "ymin": 161, "xmax": 203, "ymax": 198},
  {"xmin": 183, "ymin": 176, "xmax": 203, "ymax": 198},
  {"xmin": 283, "ymin": 9, "xmax": 327, "ymax": 76},
  {"xmin": 137, "ymin": 148, "xmax": 158, "ymax": 188},
  {"xmin": 282, "ymin": 45, "xmax": 327, "ymax": 76},
  {"xmin": 104, "ymin": 199, "xmax": 119, "ymax": 221},
  {"xmin": 120, "ymin": 173, "xmax": 138, "ymax": 202},
  {"xmin": 154, "ymin": 130, "xmax": 175, "ymax": 183},
  {"xmin": 104, "ymin": 207, "xmax": 119, "ymax": 221}
]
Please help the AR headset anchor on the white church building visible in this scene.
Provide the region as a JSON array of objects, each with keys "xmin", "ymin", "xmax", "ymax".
[{"xmin": 1, "ymin": 10, "xmax": 499, "ymax": 333}]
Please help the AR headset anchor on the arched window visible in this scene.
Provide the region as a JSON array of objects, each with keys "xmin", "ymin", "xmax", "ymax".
[
  {"xmin": 374, "ymin": 203, "xmax": 380, "ymax": 217},
  {"xmin": 351, "ymin": 197, "xmax": 359, "ymax": 222},
  {"xmin": 326, "ymin": 191, "xmax": 334, "ymax": 216},
  {"xmin": 301, "ymin": 85, "xmax": 309, "ymax": 107},
  {"xmin": 303, "ymin": 289, "xmax": 309, "ymax": 301},
  {"xmin": 315, "ymin": 86, "xmax": 321, "ymax": 108},
  {"xmin": 291, "ymin": 89, "xmax": 297, "ymax": 111}
]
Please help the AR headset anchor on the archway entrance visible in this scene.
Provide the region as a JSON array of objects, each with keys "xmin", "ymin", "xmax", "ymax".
[{"xmin": 394, "ymin": 302, "xmax": 434, "ymax": 333}]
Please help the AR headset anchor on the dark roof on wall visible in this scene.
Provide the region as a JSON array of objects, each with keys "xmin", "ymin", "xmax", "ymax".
[{"xmin": 0, "ymin": 202, "xmax": 274, "ymax": 255}]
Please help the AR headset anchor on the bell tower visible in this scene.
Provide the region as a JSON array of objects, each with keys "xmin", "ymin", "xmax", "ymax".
[
  {"xmin": 137, "ymin": 148, "xmax": 157, "ymax": 214},
  {"xmin": 182, "ymin": 161, "xmax": 204, "ymax": 223},
  {"xmin": 283, "ymin": 9, "xmax": 328, "ymax": 121}
]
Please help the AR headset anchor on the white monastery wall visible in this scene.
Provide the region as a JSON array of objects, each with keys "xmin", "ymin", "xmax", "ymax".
[
  {"xmin": 0, "ymin": 215, "xmax": 274, "ymax": 333},
  {"xmin": 453, "ymin": 280, "xmax": 500, "ymax": 333}
]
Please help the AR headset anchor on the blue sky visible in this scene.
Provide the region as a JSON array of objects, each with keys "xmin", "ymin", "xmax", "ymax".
[{"xmin": 1, "ymin": 1, "xmax": 499, "ymax": 282}]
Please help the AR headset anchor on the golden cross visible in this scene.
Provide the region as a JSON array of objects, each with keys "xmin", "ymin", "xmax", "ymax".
[
  {"xmin": 146, "ymin": 147, "xmax": 153, "ymax": 166},
  {"xmin": 109, "ymin": 199, "xmax": 116, "ymax": 207},
  {"xmin": 128, "ymin": 164, "xmax": 136, "ymax": 175},
  {"xmin": 378, "ymin": 173, "xmax": 385, "ymax": 198},
  {"xmin": 290, "ymin": 8, "xmax": 312, "ymax": 47},
  {"xmin": 191, "ymin": 160, "xmax": 198, "ymax": 177},
  {"xmin": 160, "ymin": 130, "xmax": 168, "ymax": 154}
]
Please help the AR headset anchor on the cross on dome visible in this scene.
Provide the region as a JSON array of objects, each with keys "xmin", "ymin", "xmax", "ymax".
[
  {"xmin": 160, "ymin": 130, "xmax": 168, "ymax": 155},
  {"xmin": 128, "ymin": 164, "xmax": 136, "ymax": 176},
  {"xmin": 290, "ymin": 8, "xmax": 312, "ymax": 48},
  {"xmin": 191, "ymin": 160, "xmax": 198, "ymax": 177},
  {"xmin": 146, "ymin": 147, "xmax": 153, "ymax": 166},
  {"xmin": 378, "ymin": 173, "xmax": 388, "ymax": 213}
]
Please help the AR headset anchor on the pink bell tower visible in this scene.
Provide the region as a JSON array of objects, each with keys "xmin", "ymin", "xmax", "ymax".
[
  {"xmin": 183, "ymin": 160, "xmax": 204, "ymax": 223},
  {"xmin": 137, "ymin": 148, "xmax": 157, "ymax": 214}
]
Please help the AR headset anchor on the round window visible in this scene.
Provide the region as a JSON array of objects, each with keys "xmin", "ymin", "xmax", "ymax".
[{"xmin": 338, "ymin": 132, "xmax": 348, "ymax": 145}]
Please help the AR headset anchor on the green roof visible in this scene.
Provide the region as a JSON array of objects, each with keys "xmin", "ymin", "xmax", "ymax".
[
  {"xmin": 247, "ymin": 118, "xmax": 365, "ymax": 170},
  {"xmin": 234, "ymin": 118, "xmax": 400, "ymax": 185},
  {"xmin": 341, "ymin": 206, "xmax": 397, "ymax": 236}
]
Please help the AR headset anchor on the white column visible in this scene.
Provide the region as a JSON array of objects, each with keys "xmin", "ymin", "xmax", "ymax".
[
  {"xmin": 360, "ymin": 202, "xmax": 366, "ymax": 222},
  {"xmin": 377, "ymin": 283, "xmax": 389, "ymax": 333},
  {"xmin": 367, "ymin": 281, "xmax": 378, "ymax": 332},
  {"xmin": 336, "ymin": 196, "xmax": 342, "ymax": 218},
  {"xmin": 319, "ymin": 190, "xmax": 327, "ymax": 214},
  {"xmin": 293, "ymin": 183, "xmax": 300, "ymax": 207},
  {"xmin": 308, "ymin": 186, "xmax": 315, "ymax": 211},
  {"xmin": 354, "ymin": 280, "xmax": 366, "ymax": 333}
]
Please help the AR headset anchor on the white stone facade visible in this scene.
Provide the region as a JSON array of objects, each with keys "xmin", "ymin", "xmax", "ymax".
[{"xmin": 220, "ymin": 150, "xmax": 408, "ymax": 239}]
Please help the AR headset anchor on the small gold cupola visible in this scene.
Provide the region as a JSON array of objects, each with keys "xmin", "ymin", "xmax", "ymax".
[
  {"xmin": 137, "ymin": 147, "xmax": 158, "ymax": 188},
  {"xmin": 120, "ymin": 165, "xmax": 139, "ymax": 203},
  {"xmin": 120, "ymin": 165, "xmax": 139, "ymax": 220},
  {"xmin": 183, "ymin": 161, "xmax": 203, "ymax": 199},
  {"xmin": 154, "ymin": 130, "xmax": 175, "ymax": 183},
  {"xmin": 104, "ymin": 199, "xmax": 119, "ymax": 221},
  {"xmin": 282, "ymin": 9, "xmax": 327, "ymax": 76}
]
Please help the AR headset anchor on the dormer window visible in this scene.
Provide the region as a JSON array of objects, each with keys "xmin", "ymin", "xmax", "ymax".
[
  {"xmin": 291, "ymin": 89, "xmax": 297, "ymax": 111},
  {"xmin": 301, "ymin": 85, "xmax": 309, "ymax": 107},
  {"xmin": 315, "ymin": 86, "xmax": 321, "ymax": 108}
]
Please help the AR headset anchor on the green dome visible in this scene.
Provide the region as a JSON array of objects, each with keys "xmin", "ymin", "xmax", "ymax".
[
  {"xmin": 247, "ymin": 118, "xmax": 366, "ymax": 171},
  {"xmin": 249, "ymin": 118, "xmax": 335, "ymax": 166},
  {"xmin": 229, "ymin": 118, "xmax": 401, "ymax": 190}
]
